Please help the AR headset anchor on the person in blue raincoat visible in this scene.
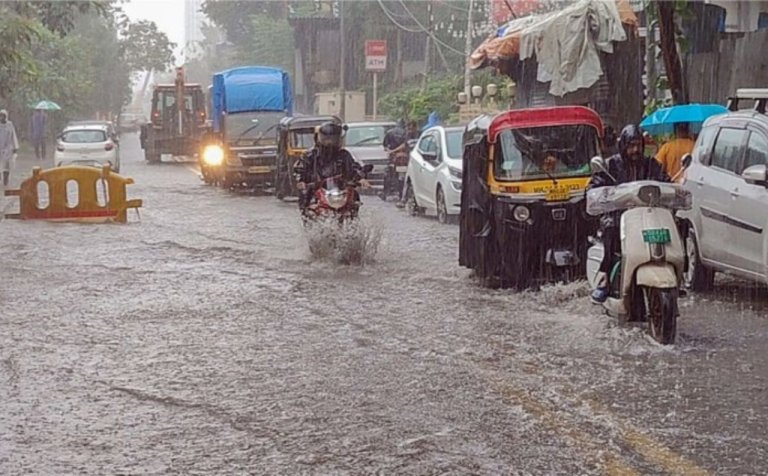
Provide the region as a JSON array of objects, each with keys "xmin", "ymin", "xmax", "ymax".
[{"xmin": 421, "ymin": 111, "xmax": 441, "ymax": 132}]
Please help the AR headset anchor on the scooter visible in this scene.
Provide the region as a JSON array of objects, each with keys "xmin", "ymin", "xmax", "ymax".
[{"xmin": 586, "ymin": 155, "xmax": 692, "ymax": 344}]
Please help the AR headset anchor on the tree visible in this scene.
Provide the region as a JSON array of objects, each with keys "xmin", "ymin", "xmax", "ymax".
[
  {"xmin": 0, "ymin": 1, "xmax": 107, "ymax": 99},
  {"xmin": 655, "ymin": 1, "xmax": 688, "ymax": 105},
  {"xmin": 119, "ymin": 20, "xmax": 176, "ymax": 109}
]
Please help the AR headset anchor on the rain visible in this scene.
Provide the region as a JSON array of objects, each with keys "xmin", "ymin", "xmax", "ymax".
[{"xmin": 1, "ymin": 1, "xmax": 768, "ymax": 474}]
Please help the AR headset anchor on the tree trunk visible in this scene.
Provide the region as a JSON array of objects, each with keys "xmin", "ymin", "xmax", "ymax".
[{"xmin": 657, "ymin": 1, "xmax": 687, "ymax": 104}]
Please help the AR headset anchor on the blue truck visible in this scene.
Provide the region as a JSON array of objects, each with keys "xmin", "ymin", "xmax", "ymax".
[{"xmin": 200, "ymin": 66, "xmax": 293, "ymax": 189}]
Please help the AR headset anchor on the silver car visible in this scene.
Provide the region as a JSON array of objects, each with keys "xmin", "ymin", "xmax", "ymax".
[
  {"xmin": 344, "ymin": 121, "xmax": 397, "ymax": 191},
  {"xmin": 681, "ymin": 107, "xmax": 768, "ymax": 290}
]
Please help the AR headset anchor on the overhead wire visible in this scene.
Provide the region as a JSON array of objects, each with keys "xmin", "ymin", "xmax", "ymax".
[
  {"xmin": 395, "ymin": 0, "xmax": 471, "ymax": 56},
  {"xmin": 376, "ymin": 0, "xmax": 424, "ymax": 33}
]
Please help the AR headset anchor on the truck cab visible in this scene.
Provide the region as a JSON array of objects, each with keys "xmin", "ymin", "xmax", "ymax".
[{"xmin": 140, "ymin": 68, "xmax": 207, "ymax": 163}]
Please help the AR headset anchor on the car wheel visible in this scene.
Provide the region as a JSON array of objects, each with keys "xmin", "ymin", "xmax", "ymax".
[
  {"xmin": 684, "ymin": 228, "xmax": 714, "ymax": 292},
  {"xmin": 436, "ymin": 187, "xmax": 450, "ymax": 224}
]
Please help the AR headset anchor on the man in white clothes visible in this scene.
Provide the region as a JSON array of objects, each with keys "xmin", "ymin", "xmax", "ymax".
[{"xmin": 0, "ymin": 109, "xmax": 20, "ymax": 186}]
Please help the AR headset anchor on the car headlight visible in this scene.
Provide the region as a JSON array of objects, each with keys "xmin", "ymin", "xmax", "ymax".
[
  {"xmin": 513, "ymin": 205, "xmax": 530, "ymax": 222},
  {"xmin": 448, "ymin": 165, "xmax": 463, "ymax": 180},
  {"xmin": 202, "ymin": 144, "xmax": 224, "ymax": 166}
]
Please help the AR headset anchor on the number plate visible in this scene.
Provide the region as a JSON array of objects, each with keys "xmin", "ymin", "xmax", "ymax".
[
  {"xmin": 642, "ymin": 228, "xmax": 671, "ymax": 244},
  {"xmin": 248, "ymin": 166, "xmax": 272, "ymax": 174},
  {"xmin": 545, "ymin": 188, "xmax": 569, "ymax": 202},
  {"xmin": 395, "ymin": 166, "xmax": 408, "ymax": 173}
]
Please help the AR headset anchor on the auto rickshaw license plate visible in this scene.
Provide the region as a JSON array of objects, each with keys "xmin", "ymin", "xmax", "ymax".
[
  {"xmin": 395, "ymin": 166, "xmax": 408, "ymax": 172},
  {"xmin": 642, "ymin": 228, "xmax": 671, "ymax": 244},
  {"xmin": 545, "ymin": 188, "xmax": 569, "ymax": 201},
  {"xmin": 248, "ymin": 166, "xmax": 272, "ymax": 174}
]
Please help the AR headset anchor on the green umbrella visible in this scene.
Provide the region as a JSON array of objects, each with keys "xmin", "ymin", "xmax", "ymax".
[{"xmin": 32, "ymin": 100, "xmax": 61, "ymax": 111}]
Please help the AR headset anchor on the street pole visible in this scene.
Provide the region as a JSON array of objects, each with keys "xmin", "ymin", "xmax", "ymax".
[
  {"xmin": 463, "ymin": 0, "xmax": 475, "ymax": 97},
  {"xmin": 422, "ymin": 0, "xmax": 432, "ymax": 90},
  {"xmin": 339, "ymin": 0, "xmax": 346, "ymax": 120},
  {"xmin": 373, "ymin": 72, "xmax": 378, "ymax": 120}
]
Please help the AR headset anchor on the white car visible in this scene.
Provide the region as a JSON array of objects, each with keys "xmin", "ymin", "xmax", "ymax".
[
  {"xmin": 681, "ymin": 95, "xmax": 768, "ymax": 290},
  {"xmin": 404, "ymin": 126, "xmax": 465, "ymax": 224},
  {"xmin": 55, "ymin": 124, "xmax": 120, "ymax": 173}
]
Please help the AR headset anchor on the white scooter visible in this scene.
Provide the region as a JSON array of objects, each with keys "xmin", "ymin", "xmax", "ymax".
[{"xmin": 586, "ymin": 155, "xmax": 692, "ymax": 344}]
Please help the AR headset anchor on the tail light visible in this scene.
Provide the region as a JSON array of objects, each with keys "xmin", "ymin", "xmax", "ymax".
[
  {"xmin": 56, "ymin": 144, "xmax": 65, "ymax": 152},
  {"xmin": 105, "ymin": 143, "xmax": 115, "ymax": 151}
]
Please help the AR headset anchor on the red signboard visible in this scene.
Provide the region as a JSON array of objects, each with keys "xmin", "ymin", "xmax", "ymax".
[{"xmin": 365, "ymin": 40, "xmax": 387, "ymax": 72}]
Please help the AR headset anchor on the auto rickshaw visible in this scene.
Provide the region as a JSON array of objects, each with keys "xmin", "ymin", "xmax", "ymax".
[
  {"xmin": 459, "ymin": 106, "xmax": 603, "ymax": 289},
  {"xmin": 274, "ymin": 115, "xmax": 342, "ymax": 199}
]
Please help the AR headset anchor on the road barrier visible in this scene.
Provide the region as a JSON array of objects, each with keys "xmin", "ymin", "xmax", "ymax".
[{"xmin": 3, "ymin": 165, "xmax": 142, "ymax": 223}]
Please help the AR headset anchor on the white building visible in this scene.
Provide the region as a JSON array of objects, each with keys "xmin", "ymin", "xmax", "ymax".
[{"xmin": 184, "ymin": 0, "xmax": 205, "ymax": 60}]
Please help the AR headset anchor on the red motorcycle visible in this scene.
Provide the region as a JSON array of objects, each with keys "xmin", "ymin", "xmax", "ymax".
[{"xmin": 303, "ymin": 164, "xmax": 374, "ymax": 224}]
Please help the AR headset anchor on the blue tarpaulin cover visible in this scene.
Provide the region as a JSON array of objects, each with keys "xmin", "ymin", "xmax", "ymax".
[{"xmin": 212, "ymin": 66, "xmax": 293, "ymax": 132}]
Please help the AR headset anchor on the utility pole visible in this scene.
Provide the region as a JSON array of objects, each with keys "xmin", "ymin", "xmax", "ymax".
[
  {"xmin": 463, "ymin": 0, "xmax": 475, "ymax": 97},
  {"xmin": 422, "ymin": 0, "xmax": 433, "ymax": 90},
  {"xmin": 339, "ymin": 0, "xmax": 346, "ymax": 119}
]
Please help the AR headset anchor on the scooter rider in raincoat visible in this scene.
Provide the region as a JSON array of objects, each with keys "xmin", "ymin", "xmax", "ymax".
[
  {"xmin": 294, "ymin": 122, "xmax": 370, "ymax": 212},
  {"xmin": 589, "ymin": 124, "xmax": 670, "ymax": 303}
]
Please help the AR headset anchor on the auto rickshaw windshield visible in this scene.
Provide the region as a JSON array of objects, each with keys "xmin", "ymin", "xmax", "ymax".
[
  {"xmin": 495, "ymin": 125, "xmax": 599, "ymax": 181},
  {"xmin": 291, "ymin": 128, "xmax": 316, "ymax": 149}
]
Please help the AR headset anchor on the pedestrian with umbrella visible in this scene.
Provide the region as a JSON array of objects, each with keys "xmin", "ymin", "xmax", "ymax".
[
  {"xmin": 640, "ymin": 103, "xmax": 728, "ymax": 182},
  {"xmin": 31, "ymin": 106, "xmax": 48, "ymax": 160}
]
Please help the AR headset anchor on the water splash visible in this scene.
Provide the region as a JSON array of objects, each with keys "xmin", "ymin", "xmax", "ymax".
[{"xmin": 303, "ymin": 215, "xmax": 381, "ymax": 265}]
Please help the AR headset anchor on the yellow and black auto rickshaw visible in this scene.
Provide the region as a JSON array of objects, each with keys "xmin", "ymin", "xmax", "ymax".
[
  {"xmin": 274, "ymin": 115, "xmax": 342, "ymax": 199},
  {"xmin": 459, "ymin": 106, "xmax": 603, "ymax": 289}
]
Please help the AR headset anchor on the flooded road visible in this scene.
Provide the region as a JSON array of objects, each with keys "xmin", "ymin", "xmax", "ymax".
[{"xmin": 1, "ymin": 134, "xmax": 766, "ymax": 474}]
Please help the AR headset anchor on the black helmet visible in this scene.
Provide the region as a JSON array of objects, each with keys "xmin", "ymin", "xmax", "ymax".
[
  {"xmin": 315, "ymin": 122, "xmax": 344, "ymax": 150},
  {"xmin": 618, "ymin": 124, "xmax": 643, "ymax": 159}
]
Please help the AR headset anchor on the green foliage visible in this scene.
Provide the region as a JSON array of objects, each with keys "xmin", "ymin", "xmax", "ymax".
[
  {"xmin": 235, "ymin": 14, "xmax": 295, "ymax": 74},
  {"xmin": 0, "ymin": 1, "xmax": 172, "ymax": 129},
  {"xmin": 379, "ymin": 75, "xmax": 462, "ymax": 125},
  {"xmin": 119, "ymin": 20, "xmax": 176, "ymax": 73}
]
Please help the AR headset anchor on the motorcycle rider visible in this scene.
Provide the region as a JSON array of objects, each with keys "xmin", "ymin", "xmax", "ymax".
[
  {"xmin": 382, "ymin": 119, "xmax": 410, "ymax": 206},
  {"xmin": 294, "ymin": 122, "xmax": 370, "ymax": 212},
  {"xmin": 589, "ymin": 124, "xmax": 670, "ymax": 303}
]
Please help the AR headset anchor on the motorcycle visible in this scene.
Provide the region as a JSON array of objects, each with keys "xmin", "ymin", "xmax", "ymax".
[
  {"xmin": 302, "ymin": 164, "xmax": 374, "ymax": 224},
  {"xmin": 585, "ymin": 155, "xmax": 692, "ymax": 344},
  {"xmin": 379, "ymin": 141, "xmax": 413, "ymax": 201}
]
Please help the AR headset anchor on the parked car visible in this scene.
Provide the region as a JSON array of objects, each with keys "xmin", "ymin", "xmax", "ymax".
[
  {"xmin": 55, "ymin": 124, "xmax": 121, "ymax": 173},
  {"xmin": 681, "ymin": 93, "xmax": 768, "ymax": 290},
  {"xmin": 344, "ymin": 121, "xmax": 397, "ymax": 192},
  {"xmin": 404, "ymin": 125, "xmax": 465, "ymax": 224}
]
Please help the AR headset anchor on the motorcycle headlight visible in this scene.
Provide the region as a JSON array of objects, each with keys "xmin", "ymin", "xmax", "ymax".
[
  {"xmin": 326, "ymin": 189, "xmax": 348, "ymax": 209},
  {"xmin": 513, "ymin": 205, "xmax": 530, "ymax": 222},
  {"xmin": 202, "ymin": 144, "xmax": 224, "ymax": 166}
]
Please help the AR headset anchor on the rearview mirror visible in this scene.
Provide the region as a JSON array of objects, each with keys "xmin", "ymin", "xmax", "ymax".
[
  {"xmin": 742, "ymin": 164, "xmax": 768, "ymax": 186},
  {"xmin": 423, "ymin": 152, "xmax": 438, "ymax": 162},
  {"xmin": 681, "ymin": 153, "xmax": 693, "ymax": 170},
  {"xmin": 362, "ymin": 163, "xmax": 374, "ymax": 173},
  {"xmin": 590, "ymin": 155, "xmax": 607, "ymax": 174}
]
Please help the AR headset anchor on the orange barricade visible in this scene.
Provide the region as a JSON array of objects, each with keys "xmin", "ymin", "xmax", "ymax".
[{"xmin": 3, "ymin": 165, "xmax": 142, "ymax": 223}]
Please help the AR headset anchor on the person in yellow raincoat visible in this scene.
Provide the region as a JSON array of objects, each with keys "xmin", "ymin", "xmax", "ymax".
[{"xmin": 655, "ymin": 123, "xmax": 695, "ymax": 182}]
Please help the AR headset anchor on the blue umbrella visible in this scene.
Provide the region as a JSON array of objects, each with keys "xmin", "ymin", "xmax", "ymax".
[{"xmin": 640, "ymin": 103, "xmax": 728, "ymax": 136}]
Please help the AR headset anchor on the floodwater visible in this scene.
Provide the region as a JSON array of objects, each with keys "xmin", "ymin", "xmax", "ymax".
[{"xmin": 1, "ymin": 134, "xmax": 766, "ymax": 474}]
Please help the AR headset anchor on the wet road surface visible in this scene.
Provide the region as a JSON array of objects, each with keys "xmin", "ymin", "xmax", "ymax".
[{"xmin": 1, "ymin": 134, "xmax": 767, "ymax": 474}]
